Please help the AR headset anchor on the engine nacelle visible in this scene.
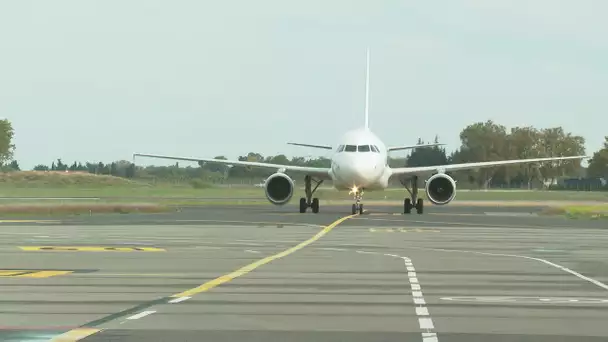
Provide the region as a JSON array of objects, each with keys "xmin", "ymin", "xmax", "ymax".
[
  {"xmin": 425, "ymin": 173, "xmax": 456, "ymax": 205},
  {"xmin": 264, "ymin": 172, "xmax": 295, "ymax": 205}
]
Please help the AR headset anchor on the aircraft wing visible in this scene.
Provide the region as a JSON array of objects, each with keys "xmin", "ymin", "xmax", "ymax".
[
  {"xmin": 287, "ymin": 142, "xmax": 333, "ymax": 150},
  {"xmin": 389, "ymin": 155, "xmax": 590, "ymax": 177},
  {"xmin": 388, "ymin": 143, "xmax": 445, "ymax": 152},
  {"xmin": 133, "ymin": 153, "xmax": 332, "ymax": 178}
]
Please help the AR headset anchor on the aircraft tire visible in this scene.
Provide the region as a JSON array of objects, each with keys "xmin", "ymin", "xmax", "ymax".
[
  {"xmin": 351, "ymin": 204, "xmax": 357, "ymax": 215},
  {"xmin": 416, "ymin": 198, "xmax": 423, "ymax": 214},
  {"xmin": 299, "ymin": 198, "xmax": 307, "ymax": 213},
  {"xmin": 404, "ymin": 198, "xmax": 412, "ymax": 214},
  {"xmin": 311, "ymin": 198, "xmax": 319, "ymax": 213}
]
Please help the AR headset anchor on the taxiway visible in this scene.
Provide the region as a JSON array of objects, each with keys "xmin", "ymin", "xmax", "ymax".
[{"xmin": 0, "ymin": 203, "xmax": 607, "ymax": 341}]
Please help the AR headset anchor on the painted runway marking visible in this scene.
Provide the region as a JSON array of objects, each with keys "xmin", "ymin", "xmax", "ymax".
[
  {"xmin": 244, "ymin": 249, "xmax": 260, "ymax": 254},
  {"xmin": 401, "ymin": 257, "xmax": 438, "ymax": 342},
  {"xmin": 319, "ymin": 247, "xmax": 347, "ymax": 252},
  {"xmin": 127, "ymin": 311, "xmax": 156, "ymax": 320},
  {"xmin": 441, "ymin": 296, "xmax": 608, "ymax": 304},
  {"xmin": 170, "ymin": 214, "xmax": 355, "ymax": 298},
  {"xmin": 168, "ymin": 296, "xmax": 191, "ymax": 304},
  {"xmin": 0, "ymin": 269, "xmax": 73, "ymax": 278},
  {"xmin": 0, "ymin": 220, "xmax": 60, "ymax": 223},
  {"xmin": 49, "ymin": 328, "xmax": 101, "ymax": 341},
  {"xmin": 19, "ymin": 246, "xmax": 165, "ymax": 252},
  {"xmin": 411, "ymin": 246, "xmax": 608, "ymax": 292}
]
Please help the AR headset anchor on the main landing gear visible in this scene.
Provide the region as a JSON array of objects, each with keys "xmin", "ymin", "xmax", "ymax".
[
  {"xmin": 299, "ymin": 175, "xmax": 323, "ymax": 213},
  {"xmin": 400, "ymin": 175, "xmax": 424, "ymax": 214},
  {"xmin": 350, "ymin": 188, "xmax": 364, "ymax": 215}
]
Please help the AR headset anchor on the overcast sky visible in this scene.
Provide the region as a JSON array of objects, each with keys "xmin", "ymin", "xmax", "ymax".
[{"xmin": 1, "ymin": 1, "xmax": 606, "ymax": 169}]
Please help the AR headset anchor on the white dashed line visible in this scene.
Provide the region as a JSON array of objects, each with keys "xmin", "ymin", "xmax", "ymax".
[
  {"xmin": 319, "ymin": 247, "xmax": 347, "ymax": 252},
  {"xmin": 384, "ymin": 253, "xmax": 400, "ymax": 258},
  {"xmin": 413, "ymin": 297, "xmax": 426, "ymax": 305},
  {"xmin": 423, "ymin": 332, "xmax": 439, "ymax": 342},
  {"xmin": 415, "ymin": 306, "xmax": 429, "ymax": 315},
  {"xmin": 126, "ymin": 311, "xmax": 155, "ymax": 320},
  {"xmin": 418, "ymin": 317, "xmax": 434, "ymax": 329},
  {"xmin": 402, "ymin": 257, "xmax": 438, "ymax": 342},
  {"xmin": 168, "ymin": 296, "xmax": 191, "ymax": 304},
  {"xmin": 356, "ymin": 250, "xmax": 377, "ymax": 255},
  {"xmin": 244, "ymin": 250, "xmax": 261, "ymax": 254}
]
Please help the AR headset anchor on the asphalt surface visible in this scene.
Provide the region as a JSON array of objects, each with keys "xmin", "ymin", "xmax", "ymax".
[{"xmin": 0, "ymin": 203, "xmax": 607, "ymax": 341}]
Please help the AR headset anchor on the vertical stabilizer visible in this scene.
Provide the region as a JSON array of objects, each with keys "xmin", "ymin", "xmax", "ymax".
[{"xmin": 364, "ymin": 48, "xmax": 370, "ymax": 129}]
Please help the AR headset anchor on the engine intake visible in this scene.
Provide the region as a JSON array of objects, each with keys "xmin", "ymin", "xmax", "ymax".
[
  {"xmin": 264, "ymin": 172, "xmax": 295, "ymax": 205},
  {"xmin": 425, "ymin": 173, "xmax": 456, "ymax": 205}
]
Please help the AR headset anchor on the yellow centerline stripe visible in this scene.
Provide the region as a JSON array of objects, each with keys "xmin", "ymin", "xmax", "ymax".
[
  {"xmin": 50, "ymin": 328, "xmax": 101, "ymax": 341},
  {"xmin": 171, "ymin": 214, "xmax": 355, "ymax": 298},
  {"xmin": 50, "ymin": 213, "xmax": 355, "ymax": 340}
]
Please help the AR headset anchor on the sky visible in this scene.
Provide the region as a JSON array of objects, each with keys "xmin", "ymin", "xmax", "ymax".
[{"xmin": 1, "ymin": 0, "xmax": 607, "ymax": 169}]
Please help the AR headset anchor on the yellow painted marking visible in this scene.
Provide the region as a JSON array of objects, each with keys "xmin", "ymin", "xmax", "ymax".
[
  {"xmin": 16, "ymin": 271, "xmax": 73, "ymax": 278},
  {"xmin": 19, "ymin": 246, "xmax": 165, "ymax": 252},
  {"xmin": 0, "ymin": 220, "xmax": 60, "ymax": 223},
  {"xmin": 50, "ymin": 328, "xmax": 101, "ymax": 341},
  {"xmin": 0, "ymin": 270, "xmax": 29, "ymax": 276},
  {"xmin": 171, "ymin": 214, "xmax": 356, "ymax": 298},
  {"xmin": 45, "ymin": 214, "xmax": 355, "ymax": 342},
  {"xmin": 0, "ymin": 270, "xmax": 74, "ymax": 278}
]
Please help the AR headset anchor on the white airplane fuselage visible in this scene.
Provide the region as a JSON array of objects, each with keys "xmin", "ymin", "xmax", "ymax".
[{"xmin": 328, "ymin": 127, "xmax": 391, "ymax": 192}]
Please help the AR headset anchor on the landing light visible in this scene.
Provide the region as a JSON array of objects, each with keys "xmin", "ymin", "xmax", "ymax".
[{"xmin": 349, "ymin": 185, "xmax": 359, "ymax": 195}]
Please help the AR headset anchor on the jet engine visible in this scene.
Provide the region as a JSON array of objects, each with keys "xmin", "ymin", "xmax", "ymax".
[
  {"xmin": 264, "ymin": 172, "xmax": 295, "ymax": 205},
  {"xmin": 425, "ymin": 173, "xmax": 456, "ymax": 205}
]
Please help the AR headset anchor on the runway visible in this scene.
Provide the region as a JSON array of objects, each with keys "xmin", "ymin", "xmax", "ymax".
[{"xmin": 1, "ymin": 204, "xmax": 607, "ymax": 341}]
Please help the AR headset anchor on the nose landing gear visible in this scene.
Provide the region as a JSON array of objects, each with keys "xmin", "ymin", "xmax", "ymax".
[
  {"xmin": 350, "ymin": 188, "xmax": 364, "ymax": 215},
  {"xmin": 400, "ymin": 176, "xmax": 424, "ymax": 214},
  {"xmin": 299, "ymin": 175, "xmax": 323, "ymax": 213}
]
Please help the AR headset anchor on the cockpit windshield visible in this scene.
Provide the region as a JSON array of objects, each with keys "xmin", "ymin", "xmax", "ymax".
[
  {"xmin": 344, "ymin": 145, "xmax": 357, "ymax": 152},
  {"xmin": 357, "ymin": 145, "xmax": 371, "ymax": 152}
]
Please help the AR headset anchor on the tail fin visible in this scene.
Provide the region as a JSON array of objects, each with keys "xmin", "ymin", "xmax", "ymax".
[{"xmin": 364, "ymin": 47, "xmax": 370, "ymax": 130}]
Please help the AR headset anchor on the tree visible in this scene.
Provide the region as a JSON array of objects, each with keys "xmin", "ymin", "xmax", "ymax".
[
  {"xmin": 8, "ymin": 160, "xmax": 19, "ymax": 171},
  {"xmin": 33, "ymin": 164, "xmax": 49, "ymax": 171},
  {"xmin": 0, "ymin": 119, "xmax": 15, "ymax": 166},
  {"xmin": 505, "ymin": 126, "xmax": 543, "ymax": 189},
  {"xmin": 537, "ymin": 127, "xmax": 586, "ymax": 186},
  {"xmin": 587, "ymin": 136, "xmax": 608, "ymax": 178},
  {"xmin": 406, "ymin": 136, "xmax": 448, "ymax": 167},
  {"xmin": 456, "ymin": 120, "xmax": 508, "ymax": 188}
]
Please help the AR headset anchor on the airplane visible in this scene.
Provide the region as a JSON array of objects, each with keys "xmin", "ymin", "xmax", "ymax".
[{"xmin": 133, "ymin": 49, "xmax": 589, "ymax": 215}]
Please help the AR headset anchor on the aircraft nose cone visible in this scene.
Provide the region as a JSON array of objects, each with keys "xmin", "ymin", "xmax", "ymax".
[{"xmin": 352, "ymin": 161, "xmax": 375, "ymax": 180}]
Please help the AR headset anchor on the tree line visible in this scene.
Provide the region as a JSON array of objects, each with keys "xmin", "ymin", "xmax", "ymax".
[{"xmin": 0, "ymin": 119, "xmax": 607, "ymax": 189}]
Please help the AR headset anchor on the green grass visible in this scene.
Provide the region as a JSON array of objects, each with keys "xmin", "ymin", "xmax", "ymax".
[
  {"xmin": 0, "ymin": 171, "xmax": 606, "ymax": 203},
  {"xmin": 542, "ymin": 204, "xmax": 608, "ymax": 219},
  {"xmin": 0, "ymin": 186, "xmax": 606, "ymax": 202}
]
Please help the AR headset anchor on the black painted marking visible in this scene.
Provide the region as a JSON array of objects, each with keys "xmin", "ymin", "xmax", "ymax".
[{"xmin": 79, "ymin": 297, "xmax": 171, "ymax": 328}]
